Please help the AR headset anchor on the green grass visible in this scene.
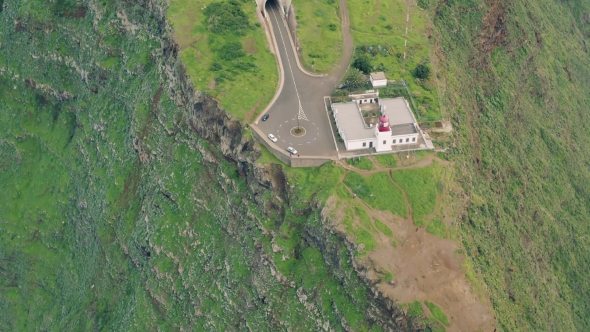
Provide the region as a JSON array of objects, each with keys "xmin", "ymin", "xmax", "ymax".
[
  {"xmin": 341, "ymin": 202, "xmax": 377, "ymax": 254},
  {"xmin": 256, "ymin": 142, "xmax": 283, "ymax": 165},
  {"xmin": 343, "ymin": 171, "xmax": 407, "ymax": 217},
  {"xmin": 284, "ymin": 162, "xmax": 344, "ymax": 209},
  {"xmin": 373, "ymin": 154, "xmax": 398, "ymax": 168},
  {"xmin": 344, "ymin": 0, "xmax": 441, "ymax": 120},
  {"xmin": 294, "ymin": 0, "xmax": 342, "ymax": 72},
  {"xmin": 167, "ymin": 0, "xmax": 277, "ymax": 122},
  {"xmin": 345, "ymin": 156, "xmax": 374, "ymax": 170},
  {"xmin": 374, "ymin": 219, "xmax": 393, "ymax": 237},
  {"xmin": 403, "ymin": 301, "xmax": 424, "ymax": 318},
  {"xmin": 424, "ymin": 301, "xmax": 450, "ymax": 327},
  {"xmin": 391, "ymin": 161, "xmax": 443, "ymax": 224},
  {"xmin": 426, "ymin": 219, "xmax": 446, "ymax": 238}
]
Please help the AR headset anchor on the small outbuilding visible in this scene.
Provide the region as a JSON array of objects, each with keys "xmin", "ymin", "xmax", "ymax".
[{"xmin": 370, "ymin": 72, "xmax": 387, "ymax": 88}]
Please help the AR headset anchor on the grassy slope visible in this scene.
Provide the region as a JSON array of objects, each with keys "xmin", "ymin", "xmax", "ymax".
[
  {"xmin": 423, "ymin": 0, "xmax": 590, "ymax": 329},
  {"xmin": 344, "ymin": 0, "xmax": 441, "ymax": 119},
  {"xmin": 167, "ymin": 0, "xmax": 277, "ymax": 121},
  {"xmin": 293, "ymin": 0, "xmax": 343, "ymax": 72},
  {"xmin": 0, "ymin": 1, "xmax": 405, "ymax": 330}
]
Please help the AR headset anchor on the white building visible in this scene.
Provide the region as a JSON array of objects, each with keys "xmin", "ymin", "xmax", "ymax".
[
  {"xmin": 332, "ymin": 92, "xmax": 420, "ymax": 152},
  {"xmin": 370, "ymin": 72, "xmax": 387, "ymax": 88}
]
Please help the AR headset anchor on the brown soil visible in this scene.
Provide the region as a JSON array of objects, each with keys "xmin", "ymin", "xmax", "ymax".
[
  {"xmin": 331, "ymin": 155, "xmax": 497, "ymax": 332},
  {"xmin": 243, "ymin": 98, "xmax": 262, "ymax": 124},
  {"xmin": 208, "ymin": 78, "xmax": 216, "ymax": 90},
  {"xmin": 244, "ymin": 36, "xmax": 258, "ymax": 54}
]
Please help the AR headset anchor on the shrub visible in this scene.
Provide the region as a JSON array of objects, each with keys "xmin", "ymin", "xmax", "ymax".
[
  {"xmin": 219, "ymin": 41, "xmax": 245, "ymax": 60},
  {"xmin": 210, "ymin": 62, "xmax": 223, "ymax": 71},
  {"xmin": 232, "ymin": 60, "xmax": 256, "ymax": 71},
  {"xmin": 352, "ymin": 55, "xmax": 372, "ymax": 74},
  {"xmin": 413, "ymin": 64, "xmax": 431, "ymax": 79},
  {"xmin": 345, "ymin": 68, "xmax": 368, "ymax": 88},
  {"xmin": 204, "ymin": 1, "xmax": 250, "ymax": 35}
]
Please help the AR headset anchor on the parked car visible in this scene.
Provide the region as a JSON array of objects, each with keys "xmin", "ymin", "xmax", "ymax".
[
  {"xmin": 261, "ymin": 114, "xmax": 269, "ymax": 121},
  {"xmin": 286, "ymin": 147, "xmax": 297, "ymax": 155},
  {"xmin": 267, "ymin": 133, "xmax": 278, "ymax": 142}
]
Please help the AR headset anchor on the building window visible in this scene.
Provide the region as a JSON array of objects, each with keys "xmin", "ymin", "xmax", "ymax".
[
  {"xmin": 363, "ymin": 142, "xmax": 366, "ymax": 147},
  {"xmin": 383, "ymin": 140, "xmax": 386, "ymax": 145},
  {"xmin": 412, "ymin": 137, "xmax": 416, "ymax": 142},
  {"xmin": 393, "ymin": 139, "xmax": 396, "ymax": 144},
  {"xmin": 406, "ymin": 138, "xmax": 409, "ymax": 143}
]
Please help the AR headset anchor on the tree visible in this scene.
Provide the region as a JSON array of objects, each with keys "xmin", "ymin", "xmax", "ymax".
[
  {"xmin": 345, "ymin": 68, "xmax": 368, "ymax": 89},
  {"xmin": 412, "ymin": 64, "xmax": 431, "ymax": 79},
  {"xmin": 352, "ymin": 55, "xmax": 372, "ymax": 74}
]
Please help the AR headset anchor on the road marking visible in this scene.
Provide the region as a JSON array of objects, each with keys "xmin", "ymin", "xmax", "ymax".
[
  {"xmin": 285, "ymin": 120, "xmax": 288, "ymax": 123},
  {"xmin": 269, "ymin": 6, "xmax": 309, "ymax": 122},
  {"xmin": 297, "ymin": 101, "xmax": 308, "ymax": 121}
]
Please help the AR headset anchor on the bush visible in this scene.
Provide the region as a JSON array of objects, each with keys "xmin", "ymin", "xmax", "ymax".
[
  {"xmin": 345, "ymin": 68, "xmax": 368, "ymax": 88},
  {"xmin": 219, "ymin": 41, "xmax": 245, "ymax": 60},
  {"xmin": 204, "ymin": 1, "xmax": 250, "ymax": 35},
  {"xmin": 413, "ymin": 64, "xmax": 431, "ymax": 79},
  {"xmin": 232, "ymin": 60, "xmax": 256, "ymax": 71},
  {"xmin": 210, "ymin": 62, "xmax": 223, "ymax": 71},
  {"xmin": 352, "ymin": 55, "xmax": 372, "ymax": 74}
]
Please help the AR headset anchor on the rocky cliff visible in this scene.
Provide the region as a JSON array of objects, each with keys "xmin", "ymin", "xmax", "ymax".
[{"xmin": 0, "ymin": 0, "xmax": 419, "ymax": 330}]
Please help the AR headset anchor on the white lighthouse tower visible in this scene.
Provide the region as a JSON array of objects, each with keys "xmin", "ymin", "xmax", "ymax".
[{"xmin": 375, "ymin": 114, "xmax": 392, "ymax": 152}]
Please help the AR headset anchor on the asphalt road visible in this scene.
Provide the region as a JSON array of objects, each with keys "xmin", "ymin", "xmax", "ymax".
[{"xmin": 256, "ymin": 0, "xmax": 345, "ymax": 157}]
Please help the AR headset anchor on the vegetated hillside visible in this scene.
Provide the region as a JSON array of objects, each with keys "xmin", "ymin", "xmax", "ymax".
[
  {"xmin": 421, "ymin": 0, "xmax": 590, "ymax": 330},
  {"xmin": 0, "ymin": 0, "xmax": 414, "ymax": 330}
]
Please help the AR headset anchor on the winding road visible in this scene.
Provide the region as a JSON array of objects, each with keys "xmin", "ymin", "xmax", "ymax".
[{"xmin": 254, "ymin": 0, "xmax": 353, "ymax": 157}]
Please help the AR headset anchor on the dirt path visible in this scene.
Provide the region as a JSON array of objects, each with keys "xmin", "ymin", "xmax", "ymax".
[
  {"xmin": 332, "ymin": 157, "xmax": 496, "ymax": 332},
  {"xmin": 333, "ymin": 0, "xmax": 354, "ymax": 78},
  {"xmin": 337, "ymin": 154, "xmax": 450, "ymax": 175}
]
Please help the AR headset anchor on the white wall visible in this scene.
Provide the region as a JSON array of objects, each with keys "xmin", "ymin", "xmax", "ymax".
[
  {"xmin": 371, "ymin": 79, "xmax": 387, "ymax": 88},
  {"xmin": 346, "ymin": 139, "xmax": 376, "ymax": 151},
  {"xmin": 391, "ymin": 134, "xmax": 419, "ymax": 146}
]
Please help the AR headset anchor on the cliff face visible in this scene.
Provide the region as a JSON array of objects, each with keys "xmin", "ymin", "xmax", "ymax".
[{"xmin": 0, "ymin": 0, "xmax": 416, "ymax": 330}]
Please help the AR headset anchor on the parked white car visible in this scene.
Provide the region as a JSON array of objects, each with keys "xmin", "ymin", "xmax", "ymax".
[
  {"xmin": 286, "ymin": 147, "xmax": 297, "ymax": 155},
  {"xmin": 267, "ymin": 134, "xmax": 278, "ymax": 142}
]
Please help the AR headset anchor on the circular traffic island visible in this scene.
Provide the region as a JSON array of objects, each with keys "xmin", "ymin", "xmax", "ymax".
[{"xmin": 290, "ymin": 126, "xmax": 306, "ymax": 137}]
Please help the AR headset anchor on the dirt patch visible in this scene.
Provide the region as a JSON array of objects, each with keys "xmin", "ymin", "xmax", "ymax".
[
  {"xmin": 369, "ymin": 218, "xmax": 496, "ymax": 332},
  {"xmin": 244, "ymin": 36, "xmax": 258, "ymax": 54},
  {"xmin": 243, "ymin": 98, "xmax": 262, "ymax": 124},
  {"xmin": 208, "ymin": 78, "xmax": 216, "ymax": 90},
  {"xmin": 478, "ymin": 0, "xmax": 509, "ymax": 67},
  {"xmin": 330, "ymin": 159, "xmax": 496, "ymax": 332}
]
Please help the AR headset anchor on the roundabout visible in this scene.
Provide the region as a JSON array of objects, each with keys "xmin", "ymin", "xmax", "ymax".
[
  {"xmin": 290, "ymin": 126, "xmax": 306, "ymax": 137},
  {"xmin": 275, "ymin": 118, "xmax": 321, "ymax": 147}
]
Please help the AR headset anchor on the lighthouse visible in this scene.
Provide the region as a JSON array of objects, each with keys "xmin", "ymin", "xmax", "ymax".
[
  {"xmin": 378, "ymin": 115, "xmax": 390, "ymax": 132},
  {"xmin": 375, "ymin": 114, "xmax": 392, "ymax": 152}
]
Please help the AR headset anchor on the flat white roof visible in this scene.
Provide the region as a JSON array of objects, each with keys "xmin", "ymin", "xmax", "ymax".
[
  {"xmin": 370, "ymin": 72, "xmax": 386, "ymax": 80},
  {"xmin": 380, "ymin": 97, "xmax": 416, "ymax": 126},
  {"xmin": 333, "ymin": 103, "xmax": 375, "ymax": 141}
]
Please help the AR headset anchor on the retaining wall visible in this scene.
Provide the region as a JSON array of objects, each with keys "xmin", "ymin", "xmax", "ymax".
[{"xmin": 250, "ymin": 125, "xmax": 333, "ymax": 167}]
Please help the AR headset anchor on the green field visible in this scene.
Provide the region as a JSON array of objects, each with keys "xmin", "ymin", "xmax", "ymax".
[
  {"xmin": 373, "ymin": 154, "xmax": 398, "ymax": 168},
  {"xmin": 345, "ymin": 156, "xmax": 374, "ymax": 170},
  {"xmin": 342, "ymin": 0, "xmax": 441, "ymax": 120},
  {"xmin": 391, "ymin": 161, "xmax": 443, "ymax": 225},
  {"xmin": 343, "ymin": 171, "xmax": 407, "ymax": 217},
  {"xmin": 293, "ymin": 0, "xmax": 343, "ymax": 72},
  {"xmin": 167, "ymin": 0, "xmax": 277, "ymax": 122}
]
